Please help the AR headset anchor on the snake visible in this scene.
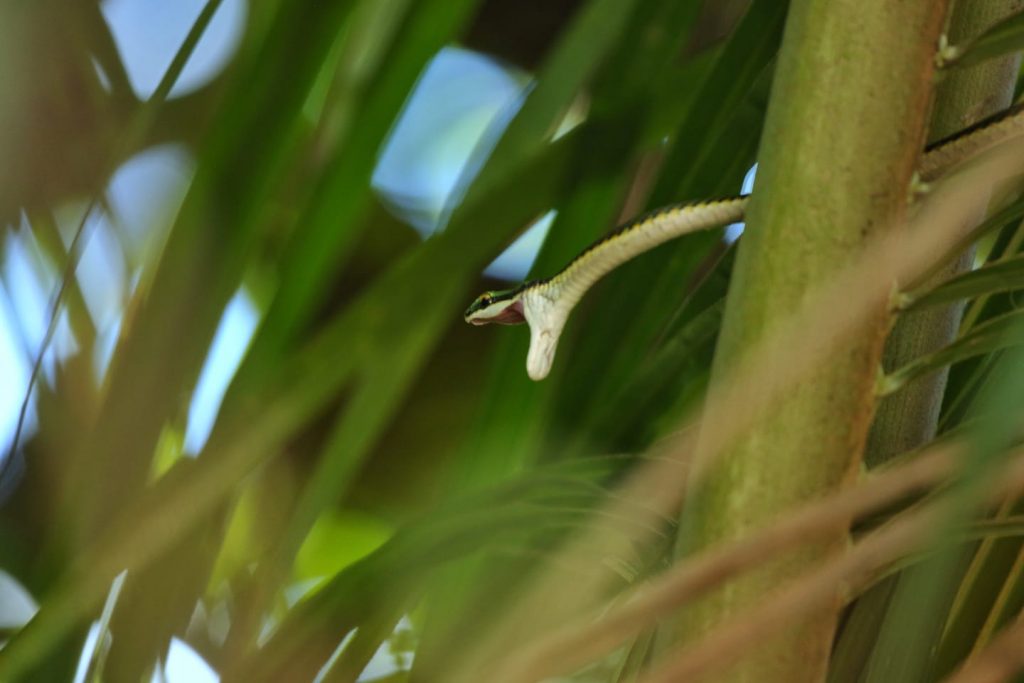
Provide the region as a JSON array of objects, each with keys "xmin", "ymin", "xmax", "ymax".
[{"xmin": 465, "ymin": 102, "xmax": 1024, "ymax": 381}]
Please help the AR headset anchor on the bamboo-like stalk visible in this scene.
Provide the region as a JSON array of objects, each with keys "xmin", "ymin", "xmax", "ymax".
[
  {"xmin": 668, "ymin": 1, "xmax": 949, "ymax": 680},
  {"xmin": 841, "ymin": 3, "xmax": 1023, "ymax": 680},
  {"xmin": 866, "ymin": 0, "xmax": 1023, "ymax": 466}
]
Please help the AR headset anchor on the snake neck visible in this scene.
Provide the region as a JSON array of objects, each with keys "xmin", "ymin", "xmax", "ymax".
[
  {"xmin": 516, "ymin": 198, "xmax": 749, "ymax": 379},
  {"xmin": 520, "ymin": 287, "xmax": 567, "ymax": 381}
]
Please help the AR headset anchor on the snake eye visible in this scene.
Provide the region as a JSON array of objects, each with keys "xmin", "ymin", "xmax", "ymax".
[{"xmin": 480, "ymin": 295, "xmax": 493, "ymax": 307}]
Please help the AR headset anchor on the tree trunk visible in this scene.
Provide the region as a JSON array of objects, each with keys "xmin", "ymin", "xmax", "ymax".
[{"xmin": 669, "ymin": 1, "xmax": 949, "ymax": 681}]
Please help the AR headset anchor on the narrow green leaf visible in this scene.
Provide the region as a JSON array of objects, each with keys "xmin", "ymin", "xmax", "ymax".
[
  {"xmin": 901, "ymin": 189, "xmax": 1024, "ymax": 301},
  {"xmin": 902, "ymin": 192, "xmax": 1024, "ymax": 298},
  {"xmin": 939, "ymin": 354, "xmax": 999, "ymax": 433},
  {"xmin": 466, "ymin": 0, "xmax": 644, "ymax": 198},
  {"xmin": 931, "ymin": 494, "xmax": 1024, "ymax": 677},
  {"xmin": 943, "ymin": 9, "xmax": 1024, "ymax": 70},
  {"xmin": 971, "ymin": 548, "xmax": 1024, "ymax": 653},
  {"xmin": 830, "ymin": 580, "xmax": 898, "ymax": 683},
  {"xmin": 905, "ymin": 253, "xmax": 1024, "ymax": 311},
  {"xmin": 880, "ymin": 310, "xmax": 1024, "ymax": 396},
  {"xmin": 957, "ymin": 516, "xmax": 1024, "ymax": 541},
  {"xmin": 27, "ymin": 210, "xmax": 96, "ymax": 351},
  {"xmin": 573, "ymin": 298, "xmax": 723, "ymax": 453},
  {"xmin": 937, "ymin": 209, "xmax": 1024, "ymax": 432}
]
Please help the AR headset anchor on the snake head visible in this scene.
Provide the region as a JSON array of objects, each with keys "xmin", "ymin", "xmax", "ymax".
[
  {"xmin": 464, "ymin": 287, "xmax": 527, "ymax": 326},
  {"xmin": 465, "ymin": 281, "xmax": 565, "ymax": 381}
]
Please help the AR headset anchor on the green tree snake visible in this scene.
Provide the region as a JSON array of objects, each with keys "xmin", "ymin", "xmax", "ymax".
[{"xmin": 465, "ymin": 102, "xmax": 1024, "ymax": 380}]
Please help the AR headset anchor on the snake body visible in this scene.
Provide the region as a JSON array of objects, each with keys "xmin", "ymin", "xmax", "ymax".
[{"xmin": 465, "ymin": 102, "xmax": 1024, "ymax": 380}]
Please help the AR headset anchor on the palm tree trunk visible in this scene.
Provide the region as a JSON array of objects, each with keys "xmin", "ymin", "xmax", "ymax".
[{"xmin": 668, "ymin": 1, "xmax": 949, "ymax": 681}]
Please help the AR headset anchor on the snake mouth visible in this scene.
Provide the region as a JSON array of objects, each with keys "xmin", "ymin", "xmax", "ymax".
[{"xmin": 467, "ymin": 300, "xmax": 525, "ymax": 326}]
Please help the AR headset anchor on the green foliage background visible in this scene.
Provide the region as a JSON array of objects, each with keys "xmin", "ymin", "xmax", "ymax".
[{"xmin": 1, "ymin": 0, "xmax": 1024, "ymax": 681}]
